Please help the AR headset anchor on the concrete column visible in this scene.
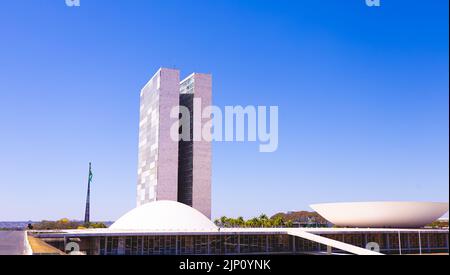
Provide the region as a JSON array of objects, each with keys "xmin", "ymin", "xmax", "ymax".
[
  {"xmin": 94, "ymin": 237, "xmax": 100, "ymax": 255},
  {"xmin": 418, "ymin": 232, "xmax": 422, "ymax": 255},
  {"xmin": 292, "ymin": 236, "xmax": 296, "ymax": 254},
  {"xmin": 238, "ymin": 234, "xmax": 241, "ymax": 254},
  {"xmin": 63, "ymin": 236, "xmax": 68, "ymax": 252},
  {"xmin": 104, "ymin": 237, "xmax": 107, "ymax": 255},
  {"xmin": 386, "ymin": 234, "xmax": 390, "ymax": 253},
  {"xmin": 118, "ymin": 237, "xmax": 125, "ymax": 255},
  {"xmin": 407, "ymin": 233, "xmax": 411, "ymax": 253}
]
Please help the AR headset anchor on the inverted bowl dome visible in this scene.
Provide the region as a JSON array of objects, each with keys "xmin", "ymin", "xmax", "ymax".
[
  {"xmin": 110, "ymin": 200, "xmax": 218, "ymax": 231},
  {"xmin": 310, "ymin": 201, "xmax": 449, "ymax": 228}
]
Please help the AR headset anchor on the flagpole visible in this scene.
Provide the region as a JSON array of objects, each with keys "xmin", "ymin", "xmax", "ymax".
[{"xmin": 84, "ymin": 162, "xmax": 92, "ymax": 226}]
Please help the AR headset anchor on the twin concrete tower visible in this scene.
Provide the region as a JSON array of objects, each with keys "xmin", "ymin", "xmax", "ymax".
[{"xmin": 137, "ymin": 68, "xmax": 212, "ymax": 218}]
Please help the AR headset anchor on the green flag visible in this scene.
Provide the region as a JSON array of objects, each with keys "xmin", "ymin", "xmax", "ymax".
[{"xmin": 88, "ymin": 163, "xmax": 93, "ymax": 184}]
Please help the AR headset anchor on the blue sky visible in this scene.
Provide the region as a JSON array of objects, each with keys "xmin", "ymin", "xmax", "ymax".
[{"xmin": 0, "ymin": 0, "xmax": 448, "ymax": 221}]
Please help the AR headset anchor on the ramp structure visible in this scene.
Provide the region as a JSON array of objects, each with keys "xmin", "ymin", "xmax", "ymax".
[{"xmin": 287, "ymin": 229, "xmax": 383, "ymax": 255}]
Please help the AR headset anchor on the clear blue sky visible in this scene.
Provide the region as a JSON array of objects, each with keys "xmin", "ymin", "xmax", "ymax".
[{"xmin": 0, "ymin": 0, "xmax": 448, "ymax": 221}]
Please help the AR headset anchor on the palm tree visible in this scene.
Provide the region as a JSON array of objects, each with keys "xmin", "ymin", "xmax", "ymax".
[
  {"xmin": 256, "ymin": 214, "xmax": 268, "ymax": 228},
  {"xmin": 245, "ymin": 220, "xmax": 253, "ymax": 228},
  {"xmin": 285, "ymin": 220, "xmax": 294, "ymax": 228},
  {"xmin": 250, "ymin": 217, "xmax": 261, "ymax": 227},
  {"xmin": 237, "ymin": 216, "xmax": 245, "ymax": 227},
  {"xmin": 220, "ymin": 216, "xmax": 228, "ymax": 227},
  {"xmin": 273, "ymin": 216, "xmax": 284, "ymax": 227},
  {"xmin": 263, "ymin": 219, "xmax": 273, "ymax": 228}
]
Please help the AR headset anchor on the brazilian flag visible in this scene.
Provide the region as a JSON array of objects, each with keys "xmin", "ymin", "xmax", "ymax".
[{"xmin": 88, "ymin": 162, "xmax": 93, "ymax": 184}]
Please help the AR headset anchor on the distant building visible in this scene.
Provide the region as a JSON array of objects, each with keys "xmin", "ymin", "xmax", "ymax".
[{"xmin": 137, "ymin": 68, "xmax": 212, "ymax": 218}]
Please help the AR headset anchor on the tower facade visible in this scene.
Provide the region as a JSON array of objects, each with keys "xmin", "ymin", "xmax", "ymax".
[
  {"xmin": 178, "ymin": 73, "xmax": 212, "ymax": 219},
  {"xmin": 137, "ymin": 68, "xmax": 180, "ymax": 206},
  {"xmin": 137, "ymin": 68, "xmax": 212, "ymax": 218}
]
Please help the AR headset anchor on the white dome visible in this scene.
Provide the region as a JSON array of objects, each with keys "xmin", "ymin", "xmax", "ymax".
[
  {"xmin": 311, "ymin": 201, "xmax": 449, "ymax": 228},
  {"xmin": 110, "ymin": 200, "xmax": 218, "ymax": 231}
]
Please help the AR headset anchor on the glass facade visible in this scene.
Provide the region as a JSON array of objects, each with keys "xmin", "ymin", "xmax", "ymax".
[
  {"xmin": 318, "ymin": 232, "xmax": 449, "ymax": 254},
  {"xmin": 178, "ymin": 93, "xmax": 194, "ymax": 207},
  {"xmin": 41, "ymin": 231, "xmax": 449, "ymax": 255},
  {"xmin": 93, "ymin": 232, "xmax": 448, "ymax": 255},
  {"xmin": 96, "ymin": 234, "xmax": 295, "ymax": 255}
]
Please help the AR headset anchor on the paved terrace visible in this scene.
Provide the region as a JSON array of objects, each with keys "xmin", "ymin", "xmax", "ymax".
[{"xmin": 0, "ymin": 231, "xmax": 32, "ymax": 255}]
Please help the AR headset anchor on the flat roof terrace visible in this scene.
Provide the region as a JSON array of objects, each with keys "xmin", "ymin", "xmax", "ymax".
[{"xmin": 29, "ymin": 227, "xmax": 449, "ymax": 256}]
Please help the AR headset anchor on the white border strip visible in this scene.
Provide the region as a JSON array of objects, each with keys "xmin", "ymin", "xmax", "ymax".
[{"xmin": 23, "ymin": 231, "xmax": 33, "ymax": 255}]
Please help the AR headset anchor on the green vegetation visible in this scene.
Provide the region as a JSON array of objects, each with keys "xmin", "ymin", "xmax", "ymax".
[
  {"xmin": 427, "ymin": 220, "xmax": 449, "ymax": 229},
  {"xmin": 214, "ymin": 211, "xmax": 329, "ymax": 228},
  {"xmin": 214, "ymin": 214, "xmax": 294, "ymax": 228},
  {"xmin": 31, "ymin": 219, "xmax": 107, "ymax": 230},
  {"xmin": 272, "ymin": 211, "xmax": 329, "ymax": 227},
  {"xmin": 0, "ymin": 228, "xmax": 17, "ymax": 231}
]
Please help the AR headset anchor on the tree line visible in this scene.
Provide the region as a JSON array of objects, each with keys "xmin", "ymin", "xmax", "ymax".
[
  {"xmin": 214, "ymin": 214, "xmax": 294, "ymax": 228},
  {"xmin": 30, "ymin": 218, "xmax": 107, "ymax": 230}
]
